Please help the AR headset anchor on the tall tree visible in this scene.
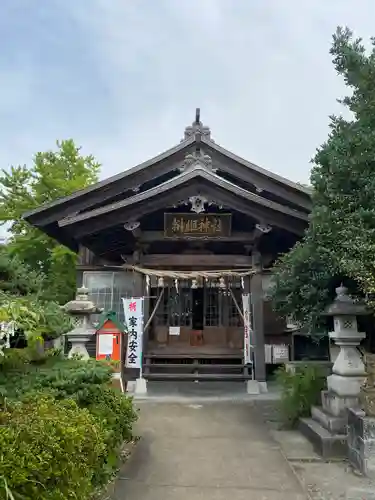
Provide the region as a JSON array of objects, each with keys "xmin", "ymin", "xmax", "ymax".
[
  {"xmin": 271, "ymin": 27, "xmax": 375, "ymax": 330},
  {"xmin": 0, "ymin": 140, "xmax": 100, "ymax": 303}
]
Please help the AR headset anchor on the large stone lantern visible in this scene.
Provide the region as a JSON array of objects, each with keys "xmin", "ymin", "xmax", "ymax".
[
  {"xmin": 325, "ymin": 285, "xmax": 367, "ymax": 404},
  {"xmin": 300, "ymin": 285, "xmax": 368, "ymax": 458},
  {"xmin": 63, "ymin": 286, "xmax": 102, "ymax": 359}
]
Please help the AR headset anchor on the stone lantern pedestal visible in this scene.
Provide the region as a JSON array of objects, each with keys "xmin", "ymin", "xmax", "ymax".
[
  {"xmin": 63, "ymin": 287, "xmax": 101, "ymax": 360},
  {"xmin": 300, "ymin": 285, "xmax": 368, "ymax": 458}
]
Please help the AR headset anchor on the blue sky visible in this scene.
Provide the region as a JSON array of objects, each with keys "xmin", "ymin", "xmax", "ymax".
[{"xmin": 1, "ymin": 0, "xmax": 375, "ymax": 189}]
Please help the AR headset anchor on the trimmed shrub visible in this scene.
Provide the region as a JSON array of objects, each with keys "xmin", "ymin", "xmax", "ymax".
[
  {"xmin": 0, "ymin": 358, "xmax": 112, "ymax": 400},
  {"xmin": 0, "ymin": 394, "xmax": 106, "ymax": 500},
  {"xmin": 276, "ymin": 364, "xmax": 326, "ymax": 428},
  {"xmin": 73, "ymin": 384, "xmax": 138, "ymax": 485},
  {"xmin": 0, "ymin": 356, "xmax": 138, "ymax": 495}
]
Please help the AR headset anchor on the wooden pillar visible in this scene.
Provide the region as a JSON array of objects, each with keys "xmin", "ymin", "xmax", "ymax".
[{"xmin": 250, "ymin": 250, "xmax": 267, "ymax": 384}]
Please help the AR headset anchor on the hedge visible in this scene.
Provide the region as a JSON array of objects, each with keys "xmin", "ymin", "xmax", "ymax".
[
  {"xmin": 0, "ymin": 395, "xmax": 106, "ymax": 499},
  {"xmin": 0, "ymin": 351, "xmax": 138, "ymax": 499}
]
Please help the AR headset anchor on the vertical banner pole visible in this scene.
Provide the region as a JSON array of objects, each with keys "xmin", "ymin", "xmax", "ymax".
[
  {"xmin": 139, "ymin": 297, "xmax": 144, "ymax": 379},
  {"xmin": 242, "ymin": 293, "xmax": 253, "ymax": 366},
  {"xmin": 122, "ymin": 297, "xmax": 144, "ymax": 372}
]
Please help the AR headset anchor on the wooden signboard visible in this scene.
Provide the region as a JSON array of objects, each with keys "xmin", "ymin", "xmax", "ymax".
[{"xmin": 164, "ymin": 213, "xmax": 231, "ymax": 238}]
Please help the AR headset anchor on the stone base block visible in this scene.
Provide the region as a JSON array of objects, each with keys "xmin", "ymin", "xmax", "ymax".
[
  {"xmin": 311, "ymin": 406, "xmax": 347, "ymax": 434},
  {"xmin": 348, "ymin": 407, "xmax": 375, "ymax": 479},
  {"xmin": 134, "ymin": 377, "xmax": 148, "ymax": 395},
  {"xmin": 299, "ymin": 418, "xmax": 347, "ymax": 459},
  {"xmin": 327, "ymin": 373, "xmax": 365, "ymax": 397},
  {"xmin": 259, "ymin": 381, "xmax": 268, "ymax": 393},
  {"xmin": 246, "ymin": 380, "xmax": 260, "ymax": 395},
  {"xmin": 322, "ymin": 390, "xmax": 359, "ymax": 417},
  {"xmin": 126, "ymin": 380, "xmax": 136, "ymax": 394}
]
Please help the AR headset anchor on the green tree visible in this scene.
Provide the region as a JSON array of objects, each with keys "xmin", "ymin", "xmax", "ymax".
[
  {"xmin": 0, "ymin": 140, "xmax": 100, "ymax": 303},
  {"xmin": 271, "ymin": 27, "xmax": 375, "ymax": 329},
  {"xmin": 0, "ymin": 246, "xmax": 73, "ymax": 353}
]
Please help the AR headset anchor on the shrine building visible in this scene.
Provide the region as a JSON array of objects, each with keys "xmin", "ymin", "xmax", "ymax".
[{"xmin": 23, "ymin": 110, "xmax": 312, "ymax": 391}]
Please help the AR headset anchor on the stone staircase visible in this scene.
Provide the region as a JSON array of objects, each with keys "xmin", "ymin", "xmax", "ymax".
[{"xmin": 299, "ymin": 390, "xmax": 351, "ymax": 459}]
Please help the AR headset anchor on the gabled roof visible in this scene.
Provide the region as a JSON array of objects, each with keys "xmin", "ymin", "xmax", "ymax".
[
  {"xmin": 59, "ymin": 161, "xmax": 308, "ymax": 238},
  {"xmin": 200, "ymin": 136, "xmax": 311, "ymax": 195},
  {"xmin": 60, "ymin": 164, "xmax": 307, "ymax": 227},
  {"xmin": 23, "ymin": 135, "xmax": 196, "ymax": 224},
  {"xmin": 23, "ymin": 110, "xmax": 311, "ymax": 228},
  {"xmin": 96, "ymin": 311, "xmax": 127, "ymax": 332}
]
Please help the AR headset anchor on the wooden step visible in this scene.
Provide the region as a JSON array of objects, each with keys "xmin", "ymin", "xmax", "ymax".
[
  {"xmin": 145, "ymin": 353, "xmax": 243, "ymax": 360},
  {"xmin": 143, "ymin": 372, "xmax": 253, "ymax": 381},
  {"xmin": 145, "ymin": 362, "xmax": 243, "ymax": 369}
]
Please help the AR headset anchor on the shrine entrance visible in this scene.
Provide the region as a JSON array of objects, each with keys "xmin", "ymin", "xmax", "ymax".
[
  {"xmin": 147, "ymin": 278, "xmax": 243, "ymax": 350},
  {"xmin": 143, "ymin": 275, "xmax": 251, "ymax": 381}
]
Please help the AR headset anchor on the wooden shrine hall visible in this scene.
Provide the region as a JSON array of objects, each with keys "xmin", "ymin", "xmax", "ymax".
[{"xmin": 24, "ymin": 109, "xmax": 312, "ymax": 390}]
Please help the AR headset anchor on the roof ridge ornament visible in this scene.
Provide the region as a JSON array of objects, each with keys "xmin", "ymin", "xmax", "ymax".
[
  {"xmin": 179, "ymin": 150, "xmax": 217, "ymax": 174},
  {"xmin": 171, "ymin": 195, "xmax": 224, "ymax": 213},
  {"xmin": 182, "ymin": 108, "xmax": 213, "ymax": 141}
]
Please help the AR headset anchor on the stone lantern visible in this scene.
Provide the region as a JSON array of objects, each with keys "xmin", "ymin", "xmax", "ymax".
[
  {"xmin": 300, "ymin": 285, "xmax": 368, "ymax": 458},
  {"xmin": 325, "ymin": 285, "xmax": 367, "ymax": 404},
  {"xmin": 63, "ymin": 286, "xmax": 102, "ymax": 360}
]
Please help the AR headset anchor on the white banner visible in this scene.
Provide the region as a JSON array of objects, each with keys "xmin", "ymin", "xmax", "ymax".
[
  {"xmin": 122, "ymin": 298, "xmax": 144, "ymax": 369},
  {"xmin": 242, "ymin": 293, "xmax": 253, "ymax": 365}
]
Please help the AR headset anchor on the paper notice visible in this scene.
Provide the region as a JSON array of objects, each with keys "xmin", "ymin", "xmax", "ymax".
[
  {"xmin": 98, "ymin": 334, "xmax": 113, "ymax": 355},
  {"xmin": 169, "ymin": 327, "xmax": 180, "ymax": 336}
]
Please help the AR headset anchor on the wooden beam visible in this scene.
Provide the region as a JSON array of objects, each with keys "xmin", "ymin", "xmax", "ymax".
[
  {"xmin": 60, "ymin": 166, "xmax": 308, "ymax": 229},
  {"xmin": 60, "ymin": 184, "xmax": 197, "ymax": 238},
  {"xmin": 202, "ymin": 137, "xmax": 312, "ymax": 206},
  {"xmin": 139, "ymin": 230, "xmax": 257, "ymax": 243},
  {"xmin": 61, "ymin": 180, "xmax": 307, "ymax": 239},
  {"xmin": 122, "ymin": 254, "xmax": 252, "ymax": 268},
  {"xmin": 24, "ymin": 139, "xmax": 195, "ymax": 227},
  {"xmin": 213, "ymin": 156, "xmax": 312, "ymax": 212}
]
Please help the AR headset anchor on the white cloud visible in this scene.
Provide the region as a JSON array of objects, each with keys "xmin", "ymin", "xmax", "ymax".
[{"xmin": 2, "ymin": 0, "xmax": 375, "ymax": 192}]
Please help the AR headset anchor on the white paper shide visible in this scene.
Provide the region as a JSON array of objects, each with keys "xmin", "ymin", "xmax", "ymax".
[{"xmin": 122, "ymin": 298, "xmax": 144, "ymax": 369}]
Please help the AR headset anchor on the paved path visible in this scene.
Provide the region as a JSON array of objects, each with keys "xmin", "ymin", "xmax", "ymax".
[{"xmin": 112, "ymin": 401, "xmax": 308, "ymax": 500}]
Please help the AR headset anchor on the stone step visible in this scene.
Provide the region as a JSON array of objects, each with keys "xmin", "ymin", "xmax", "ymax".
[
  {"xmin": 311, "ymin": 406, "xmax": 347, "ymax": 434},
  {"xmin": 299, "ymin": 417, "xmax": 347, "ymax": 459}
]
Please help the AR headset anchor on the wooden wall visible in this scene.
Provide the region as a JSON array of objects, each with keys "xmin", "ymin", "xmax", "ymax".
[{"xmin": 152, "ymin": 325, "xmax": 243, "ymax": 349}]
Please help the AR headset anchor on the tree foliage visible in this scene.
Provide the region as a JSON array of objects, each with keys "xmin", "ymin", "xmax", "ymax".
[
  {"xmin": 0, "ymin": 139, "xmax": 100, "ymax": 303},
  {"xmin": 0, "ymin": 246, "xmax": 73, "ymax": 352},
  {"xmin": 271, "ymin": 27, "xmax": 375, "ymax": 329}
]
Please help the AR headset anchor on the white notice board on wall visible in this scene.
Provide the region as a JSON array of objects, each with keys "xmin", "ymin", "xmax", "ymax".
[
  {"xmin": 169, "ymin": 327, "xmax": 180, "ymax": 336},
  {"xmin": 98, "ymin": 334, "xmax": 113, "ymax": 355}
]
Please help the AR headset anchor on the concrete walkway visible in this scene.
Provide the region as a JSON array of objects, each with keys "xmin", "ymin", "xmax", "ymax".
[{"xmin": 112, "ymin": 401, "xmax": 308, "ymax": 499}]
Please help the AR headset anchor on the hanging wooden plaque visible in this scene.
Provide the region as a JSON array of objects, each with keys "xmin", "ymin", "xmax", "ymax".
[{"xmin": 164, "ymin": 213, "xmax": 231, "ymax": 238}]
